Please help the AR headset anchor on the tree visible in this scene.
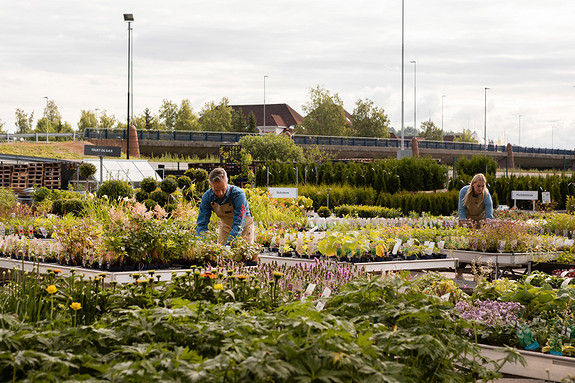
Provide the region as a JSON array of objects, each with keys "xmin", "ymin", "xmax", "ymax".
[
  {"xmin": 238, "ymin": 134, "xmax": 305, "ymax": 162},
  {"xmin": 98, "ymin": 111, "xmax": 118, "ymax": 130},
  {"xmin": 199, "ymin": 97, "xmax": 232, "ymax": 132},
  {"xmin": 15, "ymin": 109, "xmax": 34, "ymax": 134},
  {"xmin": 158, "ymin": 99, "xmax": 178, "ymax": 130},
  {"xmin": 454, "ymin": 129, "xmax": 478, "ymax": 143},
  {"xmin": 36, "ymin": 100, "xmax": 63, "ymax": 134},
  {"xmin": 247, "ymin": 111, "xmax": 258, "ymax": 133},
  {"xmin": 350, "ymin": 98, "xmax": 390, "ymax": 138},
  {"xmin": 176, "ymin": 99, "xmax": 199, "ymax": 131},
  {"xmin": 420, "ymin": 120, "xmax": 443, "ymax": 141},
  {"xmin": 301, "ymin": 86, "xmax": 348, "ymax": 136},
  {"xmin": 231, "ymin": 108, "xmax": 247, "ymax": 132},
  {"xmin": 77, "ymin": 110, "xmax": 97, "ymax": 133},
  {"xmin": 0, "ymin": 119, "xmax": 6, "ymax": 134},
  {"xmin": 133, "ymin": 108, "xmax": 161, "ymax": 130}
]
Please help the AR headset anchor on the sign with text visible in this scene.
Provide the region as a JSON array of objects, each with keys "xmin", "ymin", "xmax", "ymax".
[
  {"xmin": 268, "ymin": 187, "xmax": 298, "ymax": 199},
  {"xmin": 511, "ymin": 190, "xmax": 538, "ymax": 200},
  {"xmin": 84, "ymin": 145, "xmax": 122, "ymax": 157}
]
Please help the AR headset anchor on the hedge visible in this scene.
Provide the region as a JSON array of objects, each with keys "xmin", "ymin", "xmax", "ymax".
[{"xmin": 334, "ymin": 205, "xmax": 402, "ymax": 218}]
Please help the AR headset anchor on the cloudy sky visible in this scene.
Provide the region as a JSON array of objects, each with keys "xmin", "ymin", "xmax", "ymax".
[{"xmin": 1, "ymin": 0, "xmax": 574, "ymax": 150}]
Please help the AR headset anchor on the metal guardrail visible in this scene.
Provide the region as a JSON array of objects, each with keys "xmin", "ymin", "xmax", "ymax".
[
  {"xmin": 0, "ymin": 132, "xmax": 77, "ymax": 140},
  {"xmin": 82, "ymin": 128, "xmax": 574, "ymax": 156}
]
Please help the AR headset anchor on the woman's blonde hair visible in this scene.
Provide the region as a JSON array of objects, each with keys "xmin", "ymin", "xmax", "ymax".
[{"xmin": 463, "ymin": 173, "xmax": 488, "ymax": 207}]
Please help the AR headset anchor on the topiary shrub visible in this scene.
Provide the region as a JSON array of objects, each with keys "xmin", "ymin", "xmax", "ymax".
[
  {"xmin": 0, "ymin": 187, "xmax": 17, "ymax": 211},
  {"xmin": 335, "ymin": 205, "xmax": 352, "ymax": 217},
  {"xmin": 150, "ymin": 190, "xmax": 170, "ymax": 206},
  {"xmin": 78, "ymin": 162, "xmax": 97, "ymax": 179},
  {"xmin": 51, "ymin": 199, "xmax": 65, "ymax": 215},
  {"xmin": 140, "ymin": 177, "xmax": 158, "ymax": 193},
  {"xmin": 96, "ymin": 180, "xmax": 133, "ymax": 201},
  {"xmin": 159, "ymin": 177, "xmax": 178, "ymax": 194},
  {"xmin": 62, "ymin": 199, "xmax": 86, "ymax": 216},
  {"xmin": 135, "ymin": 190, "xmax": 149, "ymax": 203},
  {"xmin": 177, "ymin": 175, "xmax": 192, "ymax": 190},
  {"xmin": 143, "ymin": 199, "xmax": 157, "ymax": 211},
  {"xmin": 317, "ymin": 206, "xmax": 331, "ymax": 218}
]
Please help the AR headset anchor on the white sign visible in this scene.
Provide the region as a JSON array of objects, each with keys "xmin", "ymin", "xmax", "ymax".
[
  {"xmin": 542, "ymin": 191, "xmax": 551, "ymax": 204},
  {"xmin": 511, "ymin": 190, "xmax": 538, "ymax": 200},
  {"xmin": 268, "ymin": 187, "xmax": 298, "ymax": 199}
]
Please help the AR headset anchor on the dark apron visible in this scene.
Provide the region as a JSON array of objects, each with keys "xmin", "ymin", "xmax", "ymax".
[{"xmin": 211, "ymin": 201, "xmax": 255, "ymax": 245}]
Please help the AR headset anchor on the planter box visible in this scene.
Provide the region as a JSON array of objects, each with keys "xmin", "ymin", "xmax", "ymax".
[{"xmin": 478, "ymin": 344, "xmax": 575, "ymax": 382}]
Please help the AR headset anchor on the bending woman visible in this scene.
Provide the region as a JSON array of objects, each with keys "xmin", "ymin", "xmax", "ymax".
[{"xmin": 458, "ymin": 173, "xmax": 493, "ymax": 227}]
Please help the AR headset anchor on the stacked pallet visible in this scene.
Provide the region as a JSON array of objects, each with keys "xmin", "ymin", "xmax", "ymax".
[
  {"xmin": 0, "ymin": 165, "xmax": 11, "ymax": 187},
  {"xmin": 43, "ymin": 163, "xmax": 61, "ymax": 189},
  {"xmin": 10, "ymin": 165, "xmax": 28, "ymax": 189},
  {"xmin": 27, "ymin": 163, "xmax": 44, "ymax": 187}
]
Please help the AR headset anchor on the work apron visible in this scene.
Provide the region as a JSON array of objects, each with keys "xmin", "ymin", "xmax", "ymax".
[
  {"xmin": 211, "ymin": 201, "xmax": 255, "ymax": 245},
  {"xmin": 461, "ymin": 194, "xmax": 485, "ymax": 228}
]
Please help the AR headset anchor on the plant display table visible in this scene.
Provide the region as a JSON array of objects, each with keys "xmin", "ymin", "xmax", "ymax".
[
  {"xmin": 258, "ymin": 254, "xmax": 458, "ymax": 272},
  {"xmin": 451, "ymin": 250, "xmax": 558, "ymax": 279},
  {"xmin": 478, "ymin": 344, "xmax": 575, "ymax": 382}
]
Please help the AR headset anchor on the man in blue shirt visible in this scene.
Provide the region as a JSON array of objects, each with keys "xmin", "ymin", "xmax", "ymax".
[{"xmin": 196, "ymin": 167, "xmax": 254, "ymax": 245}]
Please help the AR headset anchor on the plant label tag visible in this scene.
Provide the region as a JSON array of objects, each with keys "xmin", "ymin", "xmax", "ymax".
[
  {"xmin": 425, "ymin": 242, "xmax": 434, "ymax": 255},
  {"xmin": 40, "ymin": 227, "xmax": 48, "ymax": 238},
  {"xmin": 398, "ymin": 286, "xmax": 407, "ymax": 294},
  {"xmin": 309, "ymin": 226, "xmax": 318, "ymax": 233},
  {"xmin": 315, "ymin": 301, "xmax": 326, "ymax": 311},
  {"xmin": 565, "ymin": 239, "xmax": 574, "ymax": 247},
  {"xmin": 561, "ymin": 270, "xmax": 570, "ymax": 277},
  {"xmin": 321, "ymin": 287, "xmax": 332, "ymax": 298},
  {"xmin": 301, "ymin": 283, "xmax": 316, "ymax": 302},
  {"xmin": 440, "ymin": 293, "xmax": 451, "ymax": 301},
  {"xmin": 525, "ymin": 274, "xmax": 536, "ymax": 284},
  {"xmin": 561, "ymin": 278, "xmax": 573, "ymax": 287},
  {"xmin": 407, "ymin": 238, "xmax": 414, "ymax": 247},
  {"xmin": 392, "ymin": 239, "xmax": 402, "ymax": 255},
  {"xmin": 438, "ymin": 241, "xmax": 445, "ymax": 250}
]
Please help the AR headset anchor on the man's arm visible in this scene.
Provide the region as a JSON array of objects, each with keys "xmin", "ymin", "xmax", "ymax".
[
  {"xmin": 227, "ymin": 187, "xmax": 249, "ymax": 243},
  {"xmin": 196, "ymin": 191, "xmax": 212, "ymax": 237}
]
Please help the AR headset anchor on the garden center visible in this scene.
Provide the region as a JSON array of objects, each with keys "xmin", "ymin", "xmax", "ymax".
[{"xmin": 1, "ymin": 155, "xmax": 575, "ymax": 382}]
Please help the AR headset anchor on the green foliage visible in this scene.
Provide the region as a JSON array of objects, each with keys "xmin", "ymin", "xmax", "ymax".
[
  {"xmin": 317, "ymin": 206, "xmax": 332, "ymax": 217},
  {"xmin": 139, "ymin": 177, "xmax": 158, "ymax": 193},
  {"xmin": 199, "ymin": 97, "xmax": 232, "ymax": 132},
  {"xmin": 377, "ymin": 190, "xmax": 459, "ymax": 216},
  {"xmin": 420, "ymin": 119, "xmax": 443, "ymax": 141},
  {"xmin": 299, "ymin": 184, "xmax": 378, "ymax": 211},
  {"xmin": 96, "ymin": 180, "xmax": 133, "ymax": 201},
  {"xmin": 0, "ymin": 187, "xmax": 17, "ymax": 210},
  {"xmin": 184, "ymin": 168, "xmax": 209, "ymax": 194},
  {"xmin": 177, "ymin": 175, "xmax": 192, "ymax": 190},
  {"xmin": 239, "ymin": 134, "xmax": 305, "ymax": 162},
  {"xmin": 150, "ymin": 190, "xmax": 170, "ymax": 206},
  {"xmin": 334, "ymin": 205, "xmax": 402, "ymax": 218},
  {"xmin": 62, "ymin": 199, "xmax": 86, "ymax": 216},
  {"xmin": 350, "ymin": 98, "xmax": 390, "ymax": 138},
  {"xmin": 143, "ymin": 199, "xmax": 157, "ymax": 210},
  {"xmin": 78, "ymin": 162, "xmax": 97, "ymax": 179},
  {"xmin": 301, "ymin": 85, "xmax": 348, "ymax": 136},
  {"xmin": 134, "ymin": 189, "xmax": 149, "ymax": 203},
  {"xmin": 159, "ymin": 176, "xmax": 178, "ymax": 194},
  {"xmin": 32, "ymin": 187, "xmax": 51, "ymax": 203},
  {"xmin": 247, "ymin": 111, "xmax": 258, "ymax": 133},
  {"xmin": 454, "ymin": 156, "xmax": 497, "ymax": 178}
]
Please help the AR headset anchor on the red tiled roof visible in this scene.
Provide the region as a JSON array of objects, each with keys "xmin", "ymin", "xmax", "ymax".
[{"xmin": 230, "ymin": 104, "xmax": 304, "ymax": 127}]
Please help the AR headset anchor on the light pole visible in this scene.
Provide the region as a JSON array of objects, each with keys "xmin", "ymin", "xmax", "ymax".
[
  {"xmin": 518, "ymin": 115, "xmax": 521, "ymax": 146},
  {"xmin": 484, "ymin": 87, "xmax": 490, "ymax": 152},
  {"xmin": 44, "ymin": 97, "xmax": 49, "ymax": 142},
  {"xmin": 263, "ymin": 75, "xmax": 268, "ymax": 129},
  {"xmin": 410, "ymin": 60, "xmax": 416, "ymax": 131},
  {"xmin": 400, "ymin": 0, "xmax": 405, "ymax": 151},
  {"xmin": 441, "ymin": 95, "xmax": 446, "ymax": 131},
  {"xmin": 123, "ymin": 13, "xmax": 134, "ymax": 160},
  {"xmin": 95, "ymin": 108, "xmax": 99, "ymax": 129}
]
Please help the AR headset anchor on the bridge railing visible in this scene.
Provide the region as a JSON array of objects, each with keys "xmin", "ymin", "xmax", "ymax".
[{"xmin": 83, "ymin": 128, "xmax": 573, "ymax": 156}]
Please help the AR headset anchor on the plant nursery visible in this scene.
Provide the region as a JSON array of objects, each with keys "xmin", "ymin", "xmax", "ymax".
[{"xmin": 1, "ymin": 183, "xmax": 575, "ymax": 382}]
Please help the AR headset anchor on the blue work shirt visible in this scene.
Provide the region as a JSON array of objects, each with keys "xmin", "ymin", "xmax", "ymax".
[
  {"xmin": 458, "ymin": 185, "xmax": 493, "ymax": 221},
  {"xmin": 196, "ymin": 184, "xmax": 251, "ymax": 242}
]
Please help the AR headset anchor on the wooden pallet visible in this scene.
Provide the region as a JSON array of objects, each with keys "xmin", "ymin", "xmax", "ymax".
[
  {"xmin": 0, "ymin": 165, "xmax": 11, "ymax": 187},
  {"xmin": 27, "ymin": 163, "xmax": 44, "ymax": 187}
]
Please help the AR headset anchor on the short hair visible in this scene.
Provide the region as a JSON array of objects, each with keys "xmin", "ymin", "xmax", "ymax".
[{"xmin": 209, "ymin": 167, "xmax": 228, "ymax": 184}]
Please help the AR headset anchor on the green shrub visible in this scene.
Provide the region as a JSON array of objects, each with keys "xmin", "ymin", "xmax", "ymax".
[
  {"xmin": 62, "ymin": 199, "xmax": 86, "ymax": 216},
  {"xmin": 177, "ymin": 175, "xmax": 192, "ymax": 190},
  {"xmin": 96, "ymin": 180, "xmax": 133, "ymax": 200},
  {"xmin": 143, "ymin": 199, "xmax": 157, "ymax": 210},
  {"xmin": 32, "ymin": 187, "xmax": 51, "ymax": 203},
  {"xmin": 317, "ymin": 206, "xmax": 331, "ymax": 218},
  {"xmin": 140, "ymin": 177, "xmax": 158, "ymax": 193},
  {"xmin": 0, "ymin": 187, "xmax": 17, "ymax": 211},
  {"xmin": 159, "ymin": 177, "xmax": 178, "ymax": 194},
  {"xmin": 135, "ymin": 190, "xmax": 149, "ymax": 203},
  {"xmin": 51, "ymin": 199, "xmax": 64, "ymax": 215},
  {"xmin": 150, "ymin": 190, "xmax": 170, "ymax": 206},
  {"xmin": 78, "ymin": 162, "xmax": 97, "ymax": 179},
  {"xmin": 334, "ymin": 205, "xmax": 402, "ymax": 218}
]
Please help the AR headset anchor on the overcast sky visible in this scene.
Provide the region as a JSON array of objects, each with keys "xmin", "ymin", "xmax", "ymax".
[{"xmin": 1, "ymin": 0, "xmax": 575, "ymax": 150}]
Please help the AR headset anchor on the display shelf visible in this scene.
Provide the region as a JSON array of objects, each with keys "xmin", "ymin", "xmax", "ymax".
[{"xmin": 478, "ymin": 344, "xmax": 575, "ymax": 382}]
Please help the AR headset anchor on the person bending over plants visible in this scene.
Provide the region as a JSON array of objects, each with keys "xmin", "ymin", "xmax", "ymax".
[{"xmin": 458, "ymin": 173, "xmax": 493, "ymax": 228}]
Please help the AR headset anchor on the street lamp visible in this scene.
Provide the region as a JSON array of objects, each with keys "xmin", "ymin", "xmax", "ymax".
[
  {"xmin": 410, "ymin": 60, "xmax": 416, "ymax": 131},
  {"xmin": 263, "ymin": 75, "xmax": 268, "ymax": 129},
  {"xmin": 441, "ymin": 95, "xmax": 446, "ymax": 131},
  {"xmin": 95, "ymin": 108, "xmax": 99, "ymax": 129},
  {"xmin": 123, "ymin": 13, "xmax": 134, "ymax": 159},
  {"xmin": 484, "ymin": 87, "xmax": 490, "ymax": 152},
  {"xmin": 44, "ymin": 96, "xmax": 49, "ymax": 142},
  {"xmin": 400, "ymin": 0, "xmax": 405, "ymax": 151}
]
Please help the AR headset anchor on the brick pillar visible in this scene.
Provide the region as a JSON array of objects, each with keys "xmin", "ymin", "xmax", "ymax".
[
  {"xmin": 506, "ymin": 143, "xmax": 514, "ymax": 169},
  {"xmin": 411, "ymin": 137, "xmax": 419, "ymax": 157},
  {"xmin": 128, "ymin": 124, "xmax": 140, "ymax": 158}
]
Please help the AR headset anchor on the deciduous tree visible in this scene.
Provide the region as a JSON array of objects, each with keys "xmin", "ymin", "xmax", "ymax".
[
  {"xmin": 420, "ymin": 120, "xmax": 443, "ymax": 141},
  {"xmin": 199, "ymin": 98, "xmax": 232, "ymax": 132},
  {"xmin": 301, "ymin": 86, "xmax": 348, "ymax": 136},
  {"xmin": 158, "ymin": 99, "xmax": 178, "ymax": 130},
  {"xmin": 350, "ymin": 98, "xmax": 390, "ymax": 138},
  {"xmin": 176, "ymin": 99, "xmax": 199, "ymax": 131}
]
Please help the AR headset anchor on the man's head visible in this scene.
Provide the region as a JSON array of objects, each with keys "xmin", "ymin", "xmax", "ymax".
[{"xmin": 209, "ymin": 168, "xmax": 228, "ymax": 199}]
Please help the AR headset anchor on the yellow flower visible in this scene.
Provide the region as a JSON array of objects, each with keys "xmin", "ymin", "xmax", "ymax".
[
  {"xmin": 70, "ymin": 302, "xmax": 82, "ymax": 311},
  {"xmin": 46, "ymin": 285, "xmax": 57, "ymax": 294},
  {"xmin": 272, "ymin": 271, "xmax": 284, "ymax": 279},
  {"xmin": 214, "ymin": 283, "xmax": 224, "ymax": 291},
  {"xmin": 235, "ymin": 274, "xmax": 249, "ymax": 281}
]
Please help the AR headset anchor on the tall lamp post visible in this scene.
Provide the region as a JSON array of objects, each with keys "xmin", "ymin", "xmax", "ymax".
[
  {"xmin": 484, "ymin": 87, "xmax": 490, "ymax": 152},
  {"xmin": 400, "ymin": 0, "xmax": 405, "ymax": 152},
  {"xmin": 441, "ymin": 95, "xmax": 446, "ymax": 131},
  {"xmin": 95, "ymin": 108, "xmax": 99, "ymax": 129},
  {"xmin": 263, "ymin": 75, "xmax": 268, "ymax": 129},
  {"xmin": 123, "ymin": 13, "xmax": 134, "ymax": 160},
  {"xmin": 44, "ymin": 96, "xmax": 49, "ymax": 142},
  {"xmin": 410, "ymin": 60, "xmax": 416, "ymax": 131}
]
